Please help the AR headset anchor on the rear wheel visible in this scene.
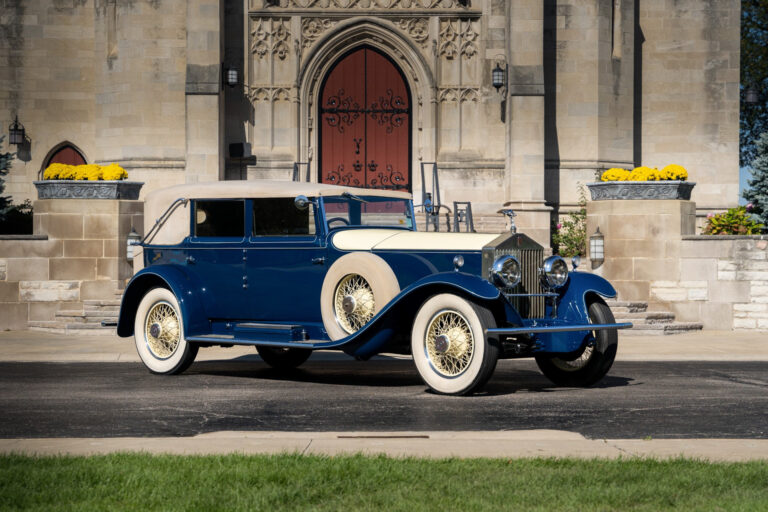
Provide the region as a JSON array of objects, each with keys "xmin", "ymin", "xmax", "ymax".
[
  {"xmin": 134, "ymin": 287, "xmax": 198, "ymax": 375},
  {"xmin": 535, "ymin": 299, "xmax": 618, "ymax": 387},
  {"xmin": 411, "ymin": 294, "xmax": 499, "ymax": 396},
  {"xmin": 256, "ymin": 346, "xmax": 312, "ymax": 369}
]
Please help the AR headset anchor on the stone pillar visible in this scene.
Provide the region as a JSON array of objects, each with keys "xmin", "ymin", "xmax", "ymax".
[
  {"xmin": 587, "ymin": 199, "xmax": 695, "ymax": 302},
  {"xmin": 0, "ymin": 199, "xmax": 143, "ymax": 328},
  {"xmin": 185, "ymin": 0, "xmax": 223, "ymax": 183},
  {"xmin": 505, "ymin": 0, "xmax": 551, "ymax": 247}
]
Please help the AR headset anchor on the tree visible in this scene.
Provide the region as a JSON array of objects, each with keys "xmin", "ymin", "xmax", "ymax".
[
  {"xmin": 741, "ymin": 0, "xmax": 768, "ymax": 166},
  {"xmin": 744, "ymin": 132, "xmax": 768, "ymax": 225},
  {"xmin": 0, "ymin": 136, "xmax": 13, "ymax": 222}
]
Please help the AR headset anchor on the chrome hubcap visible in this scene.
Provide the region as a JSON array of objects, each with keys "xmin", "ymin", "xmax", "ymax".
[
  {"xmin": 334, "ymin": 274, "xmax": 375, "ymax": 334},
  {"xmin": 425, "ymin": 310, "xmax": 474, "ymax": 377},
  {"xmin": 144, "ymin": 301, "xmax": 180, "ymax": 359}
]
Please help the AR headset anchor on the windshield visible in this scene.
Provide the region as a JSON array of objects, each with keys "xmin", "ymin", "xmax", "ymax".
[{"xmin": 323, "ymin": 195, "xmax": 414, "ymax": 230}]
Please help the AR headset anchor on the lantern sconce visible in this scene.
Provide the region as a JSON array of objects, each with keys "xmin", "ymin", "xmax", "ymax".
[
  {"xmin": 126, "ymin": 227, "xmax": 141, "ymax": 261},
  {"xmin": 744, "ymin": 86, "xmax": 760, "ymax": 105},
  {"xmin": 492, "ymin": 58, "xmax": 507, "ymax": 95},
  {"xmin": 8, "ymin": 115, "xmax": 25, "ymax": 146},
  {"xmin": 223, "ymin": 66, "xmax": 238, "ymax": 89},
  {"xmin": 589, "ymin": 227, "xmax": 605, "ymax": 269}
]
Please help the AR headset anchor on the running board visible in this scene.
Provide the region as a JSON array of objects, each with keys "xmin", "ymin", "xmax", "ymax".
[
  {"xmin": 186, "ymin": 336, "xmax": 320, "ymax": 348},
  {"xmin": 487, "ymin": 322, "xmax": 632, "ymax": 335}
]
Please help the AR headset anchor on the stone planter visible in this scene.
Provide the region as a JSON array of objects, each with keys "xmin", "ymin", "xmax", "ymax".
[
  {"xmin": 587, "ymin": 181, "xmax": 695, "ymax": 201},
  {"xmin": 34, "ymin": 180, "xmax": 144, "ymax": 200}
]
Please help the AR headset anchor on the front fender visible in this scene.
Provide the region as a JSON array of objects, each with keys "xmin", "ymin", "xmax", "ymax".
[
  {"xmin": 116, "ymin": 265, "xmax": 208, "ymax": 338},
  {"xmin": 340, "ymin": 272, "xmax": 503, "ymax": 358},
  {"xmin": 556, "ymin": 271, "xmax": 617, "ymax": 324}
]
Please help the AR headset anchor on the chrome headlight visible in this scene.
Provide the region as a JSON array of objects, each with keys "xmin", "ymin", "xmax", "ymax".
[
  {"xmin": 540, "ymin": 255, "xmax": 569, "ymax": 289},
  {"xmin": 490, "ymin": 255, "xmax": 522, "ymax": 288}
]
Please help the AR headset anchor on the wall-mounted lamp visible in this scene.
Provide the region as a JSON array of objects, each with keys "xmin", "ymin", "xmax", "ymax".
[
  {"xmin": 492, "ymin": 62, "xmax": 507, "ymax": 93},
  {"xmin": 127, "ymin": 227, "xmax": 141, "ymax": 260},
  {"xmin": 8, "ymin": 115, "xmax": 25, "ymax": 146},
  {"xmin": 589, "ymin": 226, "xmax": 605, "ymax": 269},
  {"xmin": 223, "ymin": 67, "xmax": 238, "ymax": 88},
  {"xmin": 744, "ymin": 86, "xmax": 760, "ymax": 105}
]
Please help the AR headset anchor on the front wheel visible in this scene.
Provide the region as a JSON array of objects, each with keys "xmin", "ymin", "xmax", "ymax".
[
  {"xmin": 134, "ymin": 287, "xmax": 198, "ymax": 375},
  {"xmin": 411, "ymin": 294, "xmax": 500, "ymax": 396},
  {"xmin": 256, "ymin": 346, "xmax": 312, "ymax": 369},
  {"xmin": 535, "ymin": 299, "xmax": 618, "ymax": 387}
]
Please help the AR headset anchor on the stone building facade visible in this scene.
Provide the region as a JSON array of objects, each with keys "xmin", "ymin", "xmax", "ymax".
[{"xmin": 1, "ymin": 0, "xmax": 741, "ymax": 245}]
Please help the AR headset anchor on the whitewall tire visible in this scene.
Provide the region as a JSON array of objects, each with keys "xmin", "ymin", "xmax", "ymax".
[
  {"xmin": 320, "ymin": 252, "xmax": 400, "ymax": 340},
  {"xmin": 134, "ymin": 287, "xmax": 198, "ymax": 375},
  {"xmin": 411, "ymin": 293, "xmax": 499, "ymax": 395}
]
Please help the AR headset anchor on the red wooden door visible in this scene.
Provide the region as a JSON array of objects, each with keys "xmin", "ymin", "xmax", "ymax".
[{"xmin": 319, "ymin": 47, "xmax": 410, "ymax": 191}]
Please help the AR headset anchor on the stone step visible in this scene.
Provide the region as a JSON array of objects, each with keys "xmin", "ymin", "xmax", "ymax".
[
  {"xmin": 28, "ymin": 320, "xmax": 116, "ymax": 336},
  {"xmin": 84, "ymin": 299, "xmax": 122, "ymax": 307},
  {"xmin": 622, "ymin": 322, "xmax": 704, "ymax": 336},
  {"xmin": 614, "ymin": 312, "xmax": 676, "ymax": 324},
  {"xmin": 606, "ymin": 300, "xmax": 649, "ymax": 314},
  {"xmin": 84, "ymin": 305, "xmax": 120, "ymax": 313}
]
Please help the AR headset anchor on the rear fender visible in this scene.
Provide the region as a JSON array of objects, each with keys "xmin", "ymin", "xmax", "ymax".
[{"xmin": 116, "ymin": 266, "xmax": 207, "ymax": 338}]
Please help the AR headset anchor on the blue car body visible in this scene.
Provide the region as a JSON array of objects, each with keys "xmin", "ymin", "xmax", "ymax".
[{"xmin": 117, "ymin": 182, "xmax": 629, "ymax": 363}]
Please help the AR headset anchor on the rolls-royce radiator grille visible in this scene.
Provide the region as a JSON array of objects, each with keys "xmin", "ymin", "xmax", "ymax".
[{"xmin": 482, "ymin": 233, "xmax": 546, "ymax": 319}]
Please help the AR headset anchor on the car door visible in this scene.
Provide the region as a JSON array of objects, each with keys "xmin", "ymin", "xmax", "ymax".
[
  {"xmin": 185, "ymin": 198, "xmax": 249, "ymax": 321},
  {"xmin": 244, "ymin": 198, "xmax": 327, "ymax": 324}
]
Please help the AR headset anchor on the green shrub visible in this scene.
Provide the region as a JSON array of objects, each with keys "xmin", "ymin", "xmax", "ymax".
[
  {"xmin": 702, "ymin": 204, "xmax": 764, "ymax": 235},
  {"xmin": 553, "ymin": 186, "xmax": 587, "ymax": 257}
]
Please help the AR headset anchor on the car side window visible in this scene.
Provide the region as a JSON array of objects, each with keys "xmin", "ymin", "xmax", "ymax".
[
  {"xmin": 194, "ymin": 200, "xmax": 245, "ymax": 238},
  {"xmin": 252, "ymin": 198, "xmax": 316, "ymax": 237}
]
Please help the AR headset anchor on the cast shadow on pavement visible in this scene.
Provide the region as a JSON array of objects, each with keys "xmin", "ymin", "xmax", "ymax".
[{"xmin": 188, "ymin": 358, "xmax": 634, "ymax": 397}]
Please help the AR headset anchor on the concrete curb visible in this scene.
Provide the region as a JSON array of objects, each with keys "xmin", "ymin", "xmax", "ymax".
[{"xmin": 2, "ymin": 431, "xmax": 767, "ymax": 462}]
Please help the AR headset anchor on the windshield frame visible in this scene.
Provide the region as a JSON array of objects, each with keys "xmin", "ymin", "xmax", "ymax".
[{"xmin": 318, "ymin": 195, "xmax": 417, "ymax": 233}]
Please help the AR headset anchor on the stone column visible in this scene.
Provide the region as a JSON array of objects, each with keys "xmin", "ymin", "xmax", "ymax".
[
  {"xmin": 185, "ymin": 0, "xmax": 223, "ymax": 183},
  {"xmin": 505, "ymin": 0, "xmax": 551, "ymax": 246}
]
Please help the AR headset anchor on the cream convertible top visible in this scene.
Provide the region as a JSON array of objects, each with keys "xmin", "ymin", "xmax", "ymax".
[{"xmin": 143, "ymin": 180, "xmax": 412, "ymax": 246}]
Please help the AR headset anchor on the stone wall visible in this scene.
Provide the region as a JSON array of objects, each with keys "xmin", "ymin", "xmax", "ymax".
[
  {"xmin": 0, "ymin": 199, "xmax": 142, "ymax": 330},
  {"xmin": 587, "ymin": 198, "xmax": 696, "ymax": 302},
  {"xmin": 650, "ymin": 237, "xmax": 768, "ymax": 331}
]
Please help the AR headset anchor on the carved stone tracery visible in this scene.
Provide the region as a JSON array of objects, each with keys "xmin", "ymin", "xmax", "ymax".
[
  {"xmin": 301, "ymin": 18, "xmax": 338, "ymax": 49},
  {"xmin": 251, "ymin": 18, "xmax": 291, "ymax": 59},
  {"xmin": 395, "ymin": 18, "xmax": 429, "ymax": 48},
  {"xmin": 437, "ymin": 87, "xmax": 479, "ymax": 103},
  {"xmin": 247, "ymin": 86, "xmax": 294, "ymax": 103},
  {"xmin": 438, "ymin": 18, "xmax": 477, "ymax": 60},
  {"xmin": 266, "ymin": 0, "xmax": 463, "ymax": 9}
]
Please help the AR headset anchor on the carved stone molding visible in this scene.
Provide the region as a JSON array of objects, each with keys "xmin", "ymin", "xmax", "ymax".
[
  {"xmin": 251, "ymin": 18, "xmax": 291, "ymax": 60},
  {"xmin": 247, "ymin": 86, "xmax": 295, "ymax": 102},
  {"xmin": 266, "ymin": 0, "xmax": 464, "ymax": 9},
  {"xmin": 301, "ymin": 18, "xmax": 338, "ymax": 50},
  {"xmin": 437, "ymin": 87, "xmax": 479, "ymax": 103},
  {"xmin": 395, "ymin": 18, "xmax": 429, "ymax": 48},
  {"xmin": 438, "ymin": 18, "xmax": 477, "ymax": 60}
]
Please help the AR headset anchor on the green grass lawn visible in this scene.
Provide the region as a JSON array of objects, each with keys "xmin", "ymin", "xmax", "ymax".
[{"xmin": 1, "ymin": 454, "xmax": 767, "ymax": 511}]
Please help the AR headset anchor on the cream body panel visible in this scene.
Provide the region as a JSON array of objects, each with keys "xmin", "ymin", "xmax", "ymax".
[
  {"xmin": 330, "ymin": 230, "xmax": 404, "ymax": 251},
  {"xmin": 331, "ymin": 230, "xmax": 498, "ymax": 252}
]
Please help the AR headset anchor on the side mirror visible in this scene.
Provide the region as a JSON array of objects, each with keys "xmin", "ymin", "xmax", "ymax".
[{"xmin": 294, "ymin": 195, "xmax": 310, "ymax": 211}]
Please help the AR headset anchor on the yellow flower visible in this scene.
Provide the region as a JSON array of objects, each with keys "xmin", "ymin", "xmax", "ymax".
[
  {"xmin": 57, "ymin": 164, "xmax": 77, "ymax": 180},
  {"xmin": 662, "ymin": 164, "xmax": 688, "ymax": 181},
  {"xmin": 74, "ymin": 164, "xmax": 102, "ymax": 181},
  {"xmin": 630, "ymin": 166, "xmax": 658, "ymax": 181},
  {"xmin": 601, "ymin": 168, "xmax": 631, "ymax": 181},
  {"xmin": 101, "ymin": 163, "xmax": 127, "ymax": 181},
  {"xmin": 43, "ymin": 163, "xmax": 69, "ymax": 180}
]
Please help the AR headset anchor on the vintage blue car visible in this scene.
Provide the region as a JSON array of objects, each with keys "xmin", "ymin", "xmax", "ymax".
[{"xmin": 117, "ymin": 180, "xmax": 630, "ymax": 395}]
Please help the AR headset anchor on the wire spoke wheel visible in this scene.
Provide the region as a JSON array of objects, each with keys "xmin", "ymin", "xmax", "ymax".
[
  {"xmin": 333, "ymin": 274, "xmax": 375, "ymax": 334},
  {"xmin": 144, "ymin": 301, "xmax": 181, "ymax": 359},
  {"xmin": 425, "ymin": 310, "xmax": 474, "ymax": 377}
]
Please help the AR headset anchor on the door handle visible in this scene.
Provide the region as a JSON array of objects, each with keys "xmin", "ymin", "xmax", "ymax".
[
  {"xmin": 312, "ymin": 257, "xmax": 325, "ymax": 265},
  {"xmin": 186, "ymin": 255, "xmax": 195, "ymax": 264}
]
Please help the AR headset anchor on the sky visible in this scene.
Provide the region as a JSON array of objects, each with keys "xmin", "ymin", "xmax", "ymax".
[{"xmin": 740, "ymin": 166, "xmax": 752, "ymax": 205}]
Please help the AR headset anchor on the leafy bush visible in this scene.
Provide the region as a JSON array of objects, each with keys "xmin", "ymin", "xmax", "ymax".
[
  {"xmin": 702, "ymin": 204, "xmax": 764, "ymax": 235},
  {"xmin": 553, "ymin": 186, "xmax": 587, "ymax": 257}
]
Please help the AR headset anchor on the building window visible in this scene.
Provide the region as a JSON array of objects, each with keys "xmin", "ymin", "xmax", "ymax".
[{"xmin": 252, "ymin": 198, "xmax": 316, "ymax": 236}]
